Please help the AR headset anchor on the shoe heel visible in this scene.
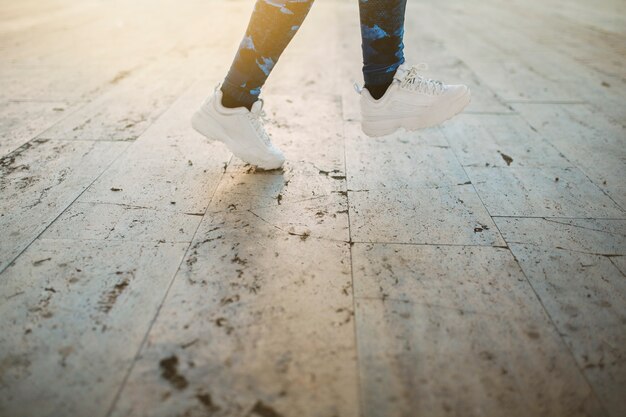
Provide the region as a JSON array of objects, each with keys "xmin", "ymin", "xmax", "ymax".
[
  {"xmin": 361, "ymin": 119, "xmax": 399, "ymax": 137},
  {"xmin": 191, "ymin": 110, "xmax": 221, "ymax": 143}
]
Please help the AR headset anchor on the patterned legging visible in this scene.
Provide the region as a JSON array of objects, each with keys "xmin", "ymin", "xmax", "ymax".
[{"xmin": 221, "ymin": 0, "xmax": 407, "ymax": 108}]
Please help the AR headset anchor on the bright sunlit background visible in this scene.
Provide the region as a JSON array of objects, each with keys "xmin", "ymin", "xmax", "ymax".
[{"xmin": 1, "ymin": 0, "xmax": 625, "ymax": 416}]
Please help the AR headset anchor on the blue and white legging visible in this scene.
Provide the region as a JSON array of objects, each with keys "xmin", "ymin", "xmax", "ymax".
[{"xmin": 221, "ymin": 0, "xmax": 407, "ymax": 107}]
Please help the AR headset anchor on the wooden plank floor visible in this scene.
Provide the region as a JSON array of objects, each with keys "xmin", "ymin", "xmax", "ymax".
[{"xmin": 1, "ymin": 0, "xmax": 625, "ymax": 416}]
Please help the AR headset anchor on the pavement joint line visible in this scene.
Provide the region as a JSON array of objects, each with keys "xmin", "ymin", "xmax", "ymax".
[
  {"xmin": 439, "ymin": 116, "xmax": 612, "ymax": 413},
  {"xmin": 349, "ymin": 241, "xmax": 511, "ymax": 248},
  {"xmin": 513, "ymin": 103, "xmax": 626, "ymax": 212},
  {"xmin": 507, "ymin": 241, "xmax": 613, "ymax": 416},
  {"xmin": 355, "ymin": 296, "xmax": 539, "ymax": 319},
  {"xmin": 491, "ymin": 215, "xmax": 626, "ymax": 220},
  {"xmin": 104, "ymin": 153, "xmax": 234, "ymax": 417},
  {"xmin": 341, "ymin": 109, "xmax": 364, "ymax": 417},
  {"xmin": 504, "ymin": 241, "xmax": 624, "ymax": 257},
  {"xmin": 0, "ymin": 140, "xmax": 134, "ymax": 276}
]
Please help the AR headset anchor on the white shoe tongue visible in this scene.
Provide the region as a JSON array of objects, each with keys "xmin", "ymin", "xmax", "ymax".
[
  {"xmin": 394, "ymin": 63, "xmax": 429, "ymax": 82},
  {"xmin": 394, "ymin": 63, "xmax": 410, "ymax": 81}
]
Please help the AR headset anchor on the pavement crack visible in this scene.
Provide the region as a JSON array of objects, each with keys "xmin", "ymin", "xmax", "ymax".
[
  {"xmin": 246, "ymin": 210, "xmax": 347, "ymax": 243},
  {"xmin": 246, "ymin": 209, "xmax": 307, "ymax": 237},
  {"xmin": 507, "ymin": 240, "xmax": 623, "ymax": 257},
  {"xmin": 542, "ymin": 218, "xmax": 626, "ymax": 236}
]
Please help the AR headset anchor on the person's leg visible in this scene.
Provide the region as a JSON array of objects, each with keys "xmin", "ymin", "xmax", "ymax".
[
  {"xmin": 356, "ymin": 1, "xmax": 470, "ymax": 136},
  {"xmin": 192, "ymin": 0, "xmax": 315, "ymax": 169},
  {"xmin": 358, "ymin": 0, "xmax": 407, "ymax": 100},
  {"xmin": 221, "ymin": 0, "xmax": 315, "ymax": 110}
]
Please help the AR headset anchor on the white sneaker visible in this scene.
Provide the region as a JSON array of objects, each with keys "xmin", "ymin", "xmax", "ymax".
[
  {"xmin": 191, "ymin": 84, "xmax": 285, "ymax": 170},
  {"xmin": 357, "ymin": 63, "xmax": 471, "ymax": 137}
]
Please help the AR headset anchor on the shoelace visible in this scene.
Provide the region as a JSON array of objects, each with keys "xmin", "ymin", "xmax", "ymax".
[
  {"xmin": 247, "ymin": 99, "xmax": 272, "ymax": 147},
  {"xmin": 399, "ymin": 64, "xmax": 446, "ymax": 95}
]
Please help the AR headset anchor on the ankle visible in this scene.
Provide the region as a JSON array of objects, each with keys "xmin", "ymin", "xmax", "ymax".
[
  {"xmin": 220, "ymin": 87, "xmax": 253, "ymax": 111},
  {"xmin": 364, "ymin": 82, "xmax": 391, "ymax": 100}
]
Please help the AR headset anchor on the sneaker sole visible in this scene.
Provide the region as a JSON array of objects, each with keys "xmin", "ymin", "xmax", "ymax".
[
  {"xmin": 361, "ymin": 90, "xmax": 471, "ymax": 137},
  {"xmin": 191, "ymin": 109, "xmax": 284, "ymax": 170}
]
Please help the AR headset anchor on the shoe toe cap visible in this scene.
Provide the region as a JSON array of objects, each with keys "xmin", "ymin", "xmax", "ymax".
[
  {"xmin": 446, "ymin": 84, "xmax": 470, "ymax": 98},
  {"xmin": 257, "ymin": 148, "xmax": 285, "ymax": 170}
]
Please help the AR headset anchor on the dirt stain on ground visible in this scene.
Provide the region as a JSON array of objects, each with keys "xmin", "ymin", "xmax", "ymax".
[
  {"xmin": 215, "ymin": 317, "xmax": 234, "ymax": 334},
  {"xmin": 232, "ymin": 254, "xmax": 247, "ymax": 265},
  {"xmin": 196, "ymin": 391, "xmax": 220, "ymax": 413},
  {"xmin": 316, "ymin": 166, "xmax": 346, "ymax": 180},
  {"xmin": 249, "ymin": 401, "xmax": 284, "ymax": 417},
  {"xmin": 109, "ymin": 69, "xmax": 132, "ymax": 85},
  {"xmin": 473, "ymin": 224, "xmax": 489, "ymax": 233},
  {"xmin": 497, "ymin": 151, "xmax": 513, "ymax": 166},
  {"xmin": 98, "ymin": 275, "xmax": 131, "ymax": 313},
  {"xmin": 526, "ymin": 330, "xmax": 540, "ymax": 339},
  {"xmin": 159, "ymin": 355, "xmax": 189, "ymax": 390},
  {"xmin": 33, "ymin": 257, "xmax": 52, "ymax": 266},
  {"xmin": 220, "ymin": 294, "xmax": 240, "ymax": 306},
  {"xmin": 0, "ymin": 139, "xmax": 48, "ymax": 179}
]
